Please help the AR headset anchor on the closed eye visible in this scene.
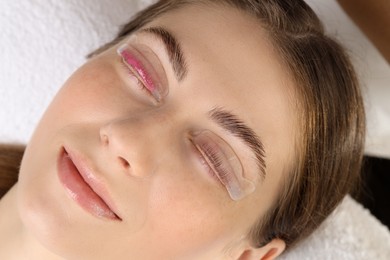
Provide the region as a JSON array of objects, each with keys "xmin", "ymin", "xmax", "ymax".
[
  {"xmin": 117, "ymin": 42, "xmax": 168, "ymax": 103},
  {"xmin": 194, "ymin": 140, "xmax": 234, "ymax": 187},
  {"xmin": 119, "ymin": 56, "xmax": 153, "ymax": 97},
  {"xmin": 117, "ymin": 45, "xmax": 156, "ymax": 101},
  {"xmin": 191, "ymin": 130, "xmax": 258, "ymax": 201}
]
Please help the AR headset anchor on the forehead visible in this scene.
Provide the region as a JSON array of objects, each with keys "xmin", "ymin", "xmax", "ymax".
[{"xmin": 145, "ymin": 3, "xmax": 297, "ymax": 192}]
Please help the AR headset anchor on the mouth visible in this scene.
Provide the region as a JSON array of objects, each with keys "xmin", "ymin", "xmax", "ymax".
[{"xmin": 57, "ymin": 147, "xmax": 121, "ymax": 221}]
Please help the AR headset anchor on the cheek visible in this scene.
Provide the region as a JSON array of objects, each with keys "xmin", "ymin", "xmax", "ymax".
[
  {"xmin": 50, "ymin": 64, "xmax": 122, "ymax": 119},
  {"xmin": 137, "ymin": 168, "xmax": 237, "ymax": 256},
  {"xmin": 39, "ymin": 58, "xmax": 143, "ymax": 133}
]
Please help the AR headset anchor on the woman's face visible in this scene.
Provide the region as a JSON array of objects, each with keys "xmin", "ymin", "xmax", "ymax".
[{"xmin": 17, "ymin": 3, "xmax": 296, "ymax": 259}]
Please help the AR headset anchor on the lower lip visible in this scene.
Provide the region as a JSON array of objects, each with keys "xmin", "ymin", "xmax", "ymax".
[{"xmin": 57, "ymin": 148, "xmax": 119, "ymax": 221}]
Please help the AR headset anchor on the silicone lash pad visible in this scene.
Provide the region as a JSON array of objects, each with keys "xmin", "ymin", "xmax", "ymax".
[
  {"xmin": 193, "ymin": 130, "xmax": 258, "ymax": 201},
  {"xmin": 117, "ymin": 43, "xmax": 168, "ymax": 102}
]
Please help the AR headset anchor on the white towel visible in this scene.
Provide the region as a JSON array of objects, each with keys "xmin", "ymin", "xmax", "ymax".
[{"xmin": 281, "ymin": 195, "xmax": 390, "ymax": 259}]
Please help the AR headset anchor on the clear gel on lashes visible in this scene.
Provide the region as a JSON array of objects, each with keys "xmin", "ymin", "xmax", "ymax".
[
  {"xmin": 193, "ymin": 130, "xmax": 259, "ymax": 201},
  {"xmin": 116, "ymin": 43, "xmax": 168, "ymax": 103}
]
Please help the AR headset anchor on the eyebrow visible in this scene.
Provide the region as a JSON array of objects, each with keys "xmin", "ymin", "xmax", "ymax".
[
  {"xmin": 209, "ymin": 107, "xmax": 267, "ymax": 179},
  {"xmin": 139, "ymin": 26, "xmax": 188, "ymax": 81},
  {"xmin": 139, "ymin": 27, "xmax": 266, "ymax": 178}
]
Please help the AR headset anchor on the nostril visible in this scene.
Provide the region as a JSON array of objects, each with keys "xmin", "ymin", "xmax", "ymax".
[{"xmin": 118, "ymin": 157, "xmax": 130, "ymax": 169}]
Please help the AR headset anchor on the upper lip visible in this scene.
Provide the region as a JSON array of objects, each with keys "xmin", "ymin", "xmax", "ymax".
[{"xmin": 63, "ymin": 146, "xmax": 122, "ymax": 220}]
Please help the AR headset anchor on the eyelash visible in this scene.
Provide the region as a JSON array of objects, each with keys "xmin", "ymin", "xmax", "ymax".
[
  {"xmin": 193, "ymin": 141, "xmax": 231, "ymax": 186},
  {"xmin": 120, "ymin": 61, "xmax": 154, "ymax": 99}
]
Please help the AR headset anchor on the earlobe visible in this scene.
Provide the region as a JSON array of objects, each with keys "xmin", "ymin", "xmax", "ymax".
[{"xmin": 237, "ymin": 238, "xmax": 286, "ymax": 260}]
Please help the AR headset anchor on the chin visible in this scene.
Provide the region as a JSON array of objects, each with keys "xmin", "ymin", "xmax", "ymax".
[
  {"xmin": 17, "ymin": 188, "xmax": 71, "ymax": 257},
  {"xmin": 16, "ymin": 166, "xmax": 124, "ymax": 259},
  {"xmin": 16, "ymin": 150, "xmax": 80, "ymax": 258},
  {"xmin": 16, "ymin": 187, "xmax": 109, "ymax": 259}
]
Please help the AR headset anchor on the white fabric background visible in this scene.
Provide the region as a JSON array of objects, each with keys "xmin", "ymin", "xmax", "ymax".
[{"xmin": 0, "ymin": 0, "xmax": 389, "ymax": 259}]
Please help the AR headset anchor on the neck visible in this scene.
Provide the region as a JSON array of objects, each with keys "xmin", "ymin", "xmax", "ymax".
[{"xmin": 0, "ymin": 183, "xmax": 63, "ymax": 260}]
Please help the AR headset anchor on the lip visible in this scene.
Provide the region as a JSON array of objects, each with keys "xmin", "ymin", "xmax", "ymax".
[{"xmin": 57, "ymin": 147, "xmax": 121, "ymax": 221}]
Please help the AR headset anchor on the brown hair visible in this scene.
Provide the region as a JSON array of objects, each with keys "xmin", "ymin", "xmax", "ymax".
[
  {"xmin": 0, "ymin": 144, "xmax": 25, "ymax": 198},
  {"xmin": 1, "ymin": 0, "xmax": 365, "ymax": 253}
]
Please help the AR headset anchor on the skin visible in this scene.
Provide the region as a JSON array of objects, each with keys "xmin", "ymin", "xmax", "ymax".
[{"xmin": 0, "ymin": 3, "xmax": 296, "ymax": 260}]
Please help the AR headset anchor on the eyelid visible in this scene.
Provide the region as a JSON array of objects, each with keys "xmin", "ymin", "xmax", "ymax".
[
  {"xmin": 192, "ymin": 130, "xmax": 258, "ymax": 201},
  {"xmin": 117, "ymin": 43, "xmax": 168, "ymax": 103}
]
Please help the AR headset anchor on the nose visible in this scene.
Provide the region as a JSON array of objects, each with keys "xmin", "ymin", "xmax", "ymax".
[
  {"xmin": 100, "ymin": 132, "xmax": 131, "ymax": 171},
  {"xmin": 99, "ymin": 111, "xmax": 176, "ymax": 178}
]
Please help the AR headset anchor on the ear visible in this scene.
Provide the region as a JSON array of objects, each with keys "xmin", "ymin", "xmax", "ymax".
[{"xmin": 237, "ymin": 239, "xmax": 286, "ymax": 260}]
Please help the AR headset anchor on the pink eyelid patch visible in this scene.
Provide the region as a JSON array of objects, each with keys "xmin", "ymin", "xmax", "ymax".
[{"xmin": 117, "ymin": 44, "xmax": 168, "ymax": 102}]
